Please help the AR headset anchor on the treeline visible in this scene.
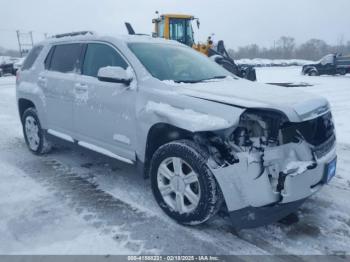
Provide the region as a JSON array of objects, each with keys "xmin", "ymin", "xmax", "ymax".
[{"xmin": 228, "ymin": 37, "xmax": 350, "ymax": 61}]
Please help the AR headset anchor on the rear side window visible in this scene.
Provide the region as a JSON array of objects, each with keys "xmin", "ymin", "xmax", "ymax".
[
  {"xmin": 22, "ymin": 45, "xmax": 43, "ymax": 70},
  {"xmin": 82, "ymin": 43, "xmax": 128, "ymax": 77},
  {"xmin": 49, "ymin": 43, "xmax": 83, "ymax": 73}
]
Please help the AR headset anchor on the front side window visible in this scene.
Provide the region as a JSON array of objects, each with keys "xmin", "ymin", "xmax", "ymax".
[
  {"xmin": 49, "ymin": 43, "xmax": 83, "ymax": 73},
  {"xmin": 128, "ymin": 42, "xmax": 231, "ymax": 83},
  {"xmin": 82, "ymin": 43, "xmax": 128, "ymax": 77},
  {"xmin": 22, "ymin": 45, "xmax": 43, "ymax": 71}
]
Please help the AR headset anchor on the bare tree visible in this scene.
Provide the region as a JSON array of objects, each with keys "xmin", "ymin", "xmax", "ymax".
[
  {"xmin": 228, "ymin": 36, "xmax": 349, "ymax": 61},
  {"xmin": 276, "ymin": 36, "xmax": 295, "ymax": 59}
]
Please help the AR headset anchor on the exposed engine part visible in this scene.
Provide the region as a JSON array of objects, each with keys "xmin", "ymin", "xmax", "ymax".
[
  {"xmin": 229, "ymin": 110, "xmax": 287, "ymax": 153},
  {"xmin": 194, "ymin": 133, "xmax": 239, "ymax": 167},
  {"xmin": 231, "ymin": 127, "xmax": 252, "ymax": 147},
  {"xmin": 277, "ymin": 172, "xmax": 288, "ymax": 192}
]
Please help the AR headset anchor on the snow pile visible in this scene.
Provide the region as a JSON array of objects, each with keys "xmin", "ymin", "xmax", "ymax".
[
  {"xmin": 236, "ymin": 58, "xmax": 314, "ymax": 67},
  {"xmin": 146, "ymin": 101, "xmax": 230, "ymax": 130}
]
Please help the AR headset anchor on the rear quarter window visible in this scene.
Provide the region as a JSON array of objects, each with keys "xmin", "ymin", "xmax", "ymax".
[{"xmin": 21, "ymin": 45, "xmax": 44, "ymax": 71}]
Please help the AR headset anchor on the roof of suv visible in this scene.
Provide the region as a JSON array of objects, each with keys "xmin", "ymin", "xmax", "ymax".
[{"xmin": 39, "ymin": 32, "xmax": 182, "ymax": 47}]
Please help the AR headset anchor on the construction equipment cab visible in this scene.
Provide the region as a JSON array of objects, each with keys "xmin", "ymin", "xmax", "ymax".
[
  {"xmin": 152, "ymin": 13, "xmax": 212, "ymax": 56},
  {"xmin": 153, "ymin": 14, "xmax": 196, "ymax": 47}
]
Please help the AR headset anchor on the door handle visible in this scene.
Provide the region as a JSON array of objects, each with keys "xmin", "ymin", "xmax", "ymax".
[{"xmin": 74, "ymin": 83, "xmax": 88, "ymax": 92}]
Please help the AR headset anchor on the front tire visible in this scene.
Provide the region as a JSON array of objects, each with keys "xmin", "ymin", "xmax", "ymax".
[
  {"xmin": 150, "ymin": 140, "xmax": 222, "ymax": 225},
  {"xmin": 22, "ymin": 107, "xmax": 52, "ymax": 155},
  {"xmin": 308, "ymin": 70, "xmax": 318, "ymax": 76}
]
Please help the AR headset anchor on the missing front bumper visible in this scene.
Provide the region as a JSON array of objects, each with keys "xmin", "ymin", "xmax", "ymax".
[{"xmin": 229, "ymin": 199, "xmax": 305, "ymax": 229}]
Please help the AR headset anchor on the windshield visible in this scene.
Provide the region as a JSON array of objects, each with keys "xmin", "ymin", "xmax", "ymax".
[
  {"xmin": 319, "ymin": 54, "xmax": 334, "ymax": 65},
  {"xmin": 128, "ymin": 42, "xmax": 231, "ymax": 83}
]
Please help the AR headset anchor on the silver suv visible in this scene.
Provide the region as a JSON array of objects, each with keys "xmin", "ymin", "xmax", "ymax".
[{"xmin": 16, "ymin": 32, "xmax": 337, "ymax": 228}]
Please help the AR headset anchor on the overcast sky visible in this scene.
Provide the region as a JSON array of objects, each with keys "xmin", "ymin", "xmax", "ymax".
[{"xmin": 1, "ymin": 0, "xmax": 349, "ymax": 51}]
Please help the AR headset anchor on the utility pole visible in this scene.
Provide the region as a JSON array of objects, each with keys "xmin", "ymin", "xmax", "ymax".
[
  {"xmin": 16, "ymin": 30, "xmax": 34, "ymax": 57},
  {"xmin": 16, "ymin": 30, "xmax": 22, "ymax": 57}
]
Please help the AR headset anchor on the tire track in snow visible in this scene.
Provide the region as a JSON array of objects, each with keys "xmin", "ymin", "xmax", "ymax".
[
  {"xmin": 2, "ymin": 146, "xmax": 267, "ymax": 255},
  {"xmin": 37, "ymin": 154, "xmax": 327, "ymax": 258}
]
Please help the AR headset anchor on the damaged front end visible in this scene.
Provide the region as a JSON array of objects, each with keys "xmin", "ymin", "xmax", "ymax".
[{"xmin": 196, "ymin": 108, "xmax": 336, "ymax": 229}]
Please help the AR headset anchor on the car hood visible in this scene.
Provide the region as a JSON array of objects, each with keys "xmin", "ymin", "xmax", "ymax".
[
  {"xmin": 303, "ymin": 63, "xmax": 317, "ymax": 68},
  {"xmin": 174, "ymin": 77, "xmax": 329, "ymax": 122}
]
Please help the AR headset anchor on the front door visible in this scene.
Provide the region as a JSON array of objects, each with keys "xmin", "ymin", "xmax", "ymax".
[{"xmin": 73, "ymin": 42, "xmax": 136, "ymax": 161}]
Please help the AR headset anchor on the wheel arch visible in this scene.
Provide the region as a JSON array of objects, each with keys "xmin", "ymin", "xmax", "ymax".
[
  {"xmin": 143, "ymin": 123, "xmax": 194, "ymax": 178},
  {"xmin": 18, "ymin": 98, "xmax": 36, "ymax": 122},
  {"xmin": 306, "ymin": 66, "xmax": 318, "ymax": 75}
]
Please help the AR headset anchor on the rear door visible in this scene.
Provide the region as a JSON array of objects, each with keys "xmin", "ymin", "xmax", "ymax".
[
  {"xmin": 73, "ymin": 42, "xmax": 136, "ymax": 161},
  {"xmin": 41, "ymin": 43, "xmax": 84, "ymax": 135}
]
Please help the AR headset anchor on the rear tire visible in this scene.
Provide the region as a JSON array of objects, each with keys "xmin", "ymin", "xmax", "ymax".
[
  {"xmin": 150, "ymin": 140, "xmax": 223, "ymax": 225},
  {"xmin": 22, "ymin": 107, "xmax": 52, "ymax": 155}
]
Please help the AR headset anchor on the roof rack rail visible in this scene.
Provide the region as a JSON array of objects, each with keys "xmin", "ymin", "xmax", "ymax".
[{"xmin": 52, "ymin": 31, "xmax": 94, "ymax": 39}]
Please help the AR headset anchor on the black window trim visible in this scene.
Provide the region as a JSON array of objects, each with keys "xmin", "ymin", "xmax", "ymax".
[
  {"xmin": 44, "ymin": 40, "xmax": 136, "ymax": 82},
  {"xmin": 79, "ymin": 43, "xmax": 88, "ymax": 74}
]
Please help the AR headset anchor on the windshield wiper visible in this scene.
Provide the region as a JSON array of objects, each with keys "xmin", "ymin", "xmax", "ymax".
[
  {"xmin": 206, "ymin": 75, "xmax": 228, "ymax": 80},
  {"xmin": 174, "ymin": 76, "xmax": 228, "ymax": 84},
  {"xmin": 174, "ymin": 79, "xmax": 203, "ymax": 83}
]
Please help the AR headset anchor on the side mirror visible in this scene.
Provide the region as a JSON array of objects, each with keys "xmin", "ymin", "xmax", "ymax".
[{"xmin": 97, "ymin": 66, "xmax": 132, "ymax": 85}]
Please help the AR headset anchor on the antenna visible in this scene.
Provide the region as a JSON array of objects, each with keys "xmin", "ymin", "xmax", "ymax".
[{"xmin": 125, "ymin": 22, "xmax": 136, "ymax": 35}]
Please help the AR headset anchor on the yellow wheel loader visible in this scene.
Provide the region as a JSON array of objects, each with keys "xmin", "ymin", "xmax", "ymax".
[{"xmin": 125, "ymin": 13, "xmax": 256, "ymax": 81}]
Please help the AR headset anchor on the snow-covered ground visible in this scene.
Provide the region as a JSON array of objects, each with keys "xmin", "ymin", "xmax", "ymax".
[{"xmin": 1, "ymin": 68, "xmax": 350, "ymax": 255}]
